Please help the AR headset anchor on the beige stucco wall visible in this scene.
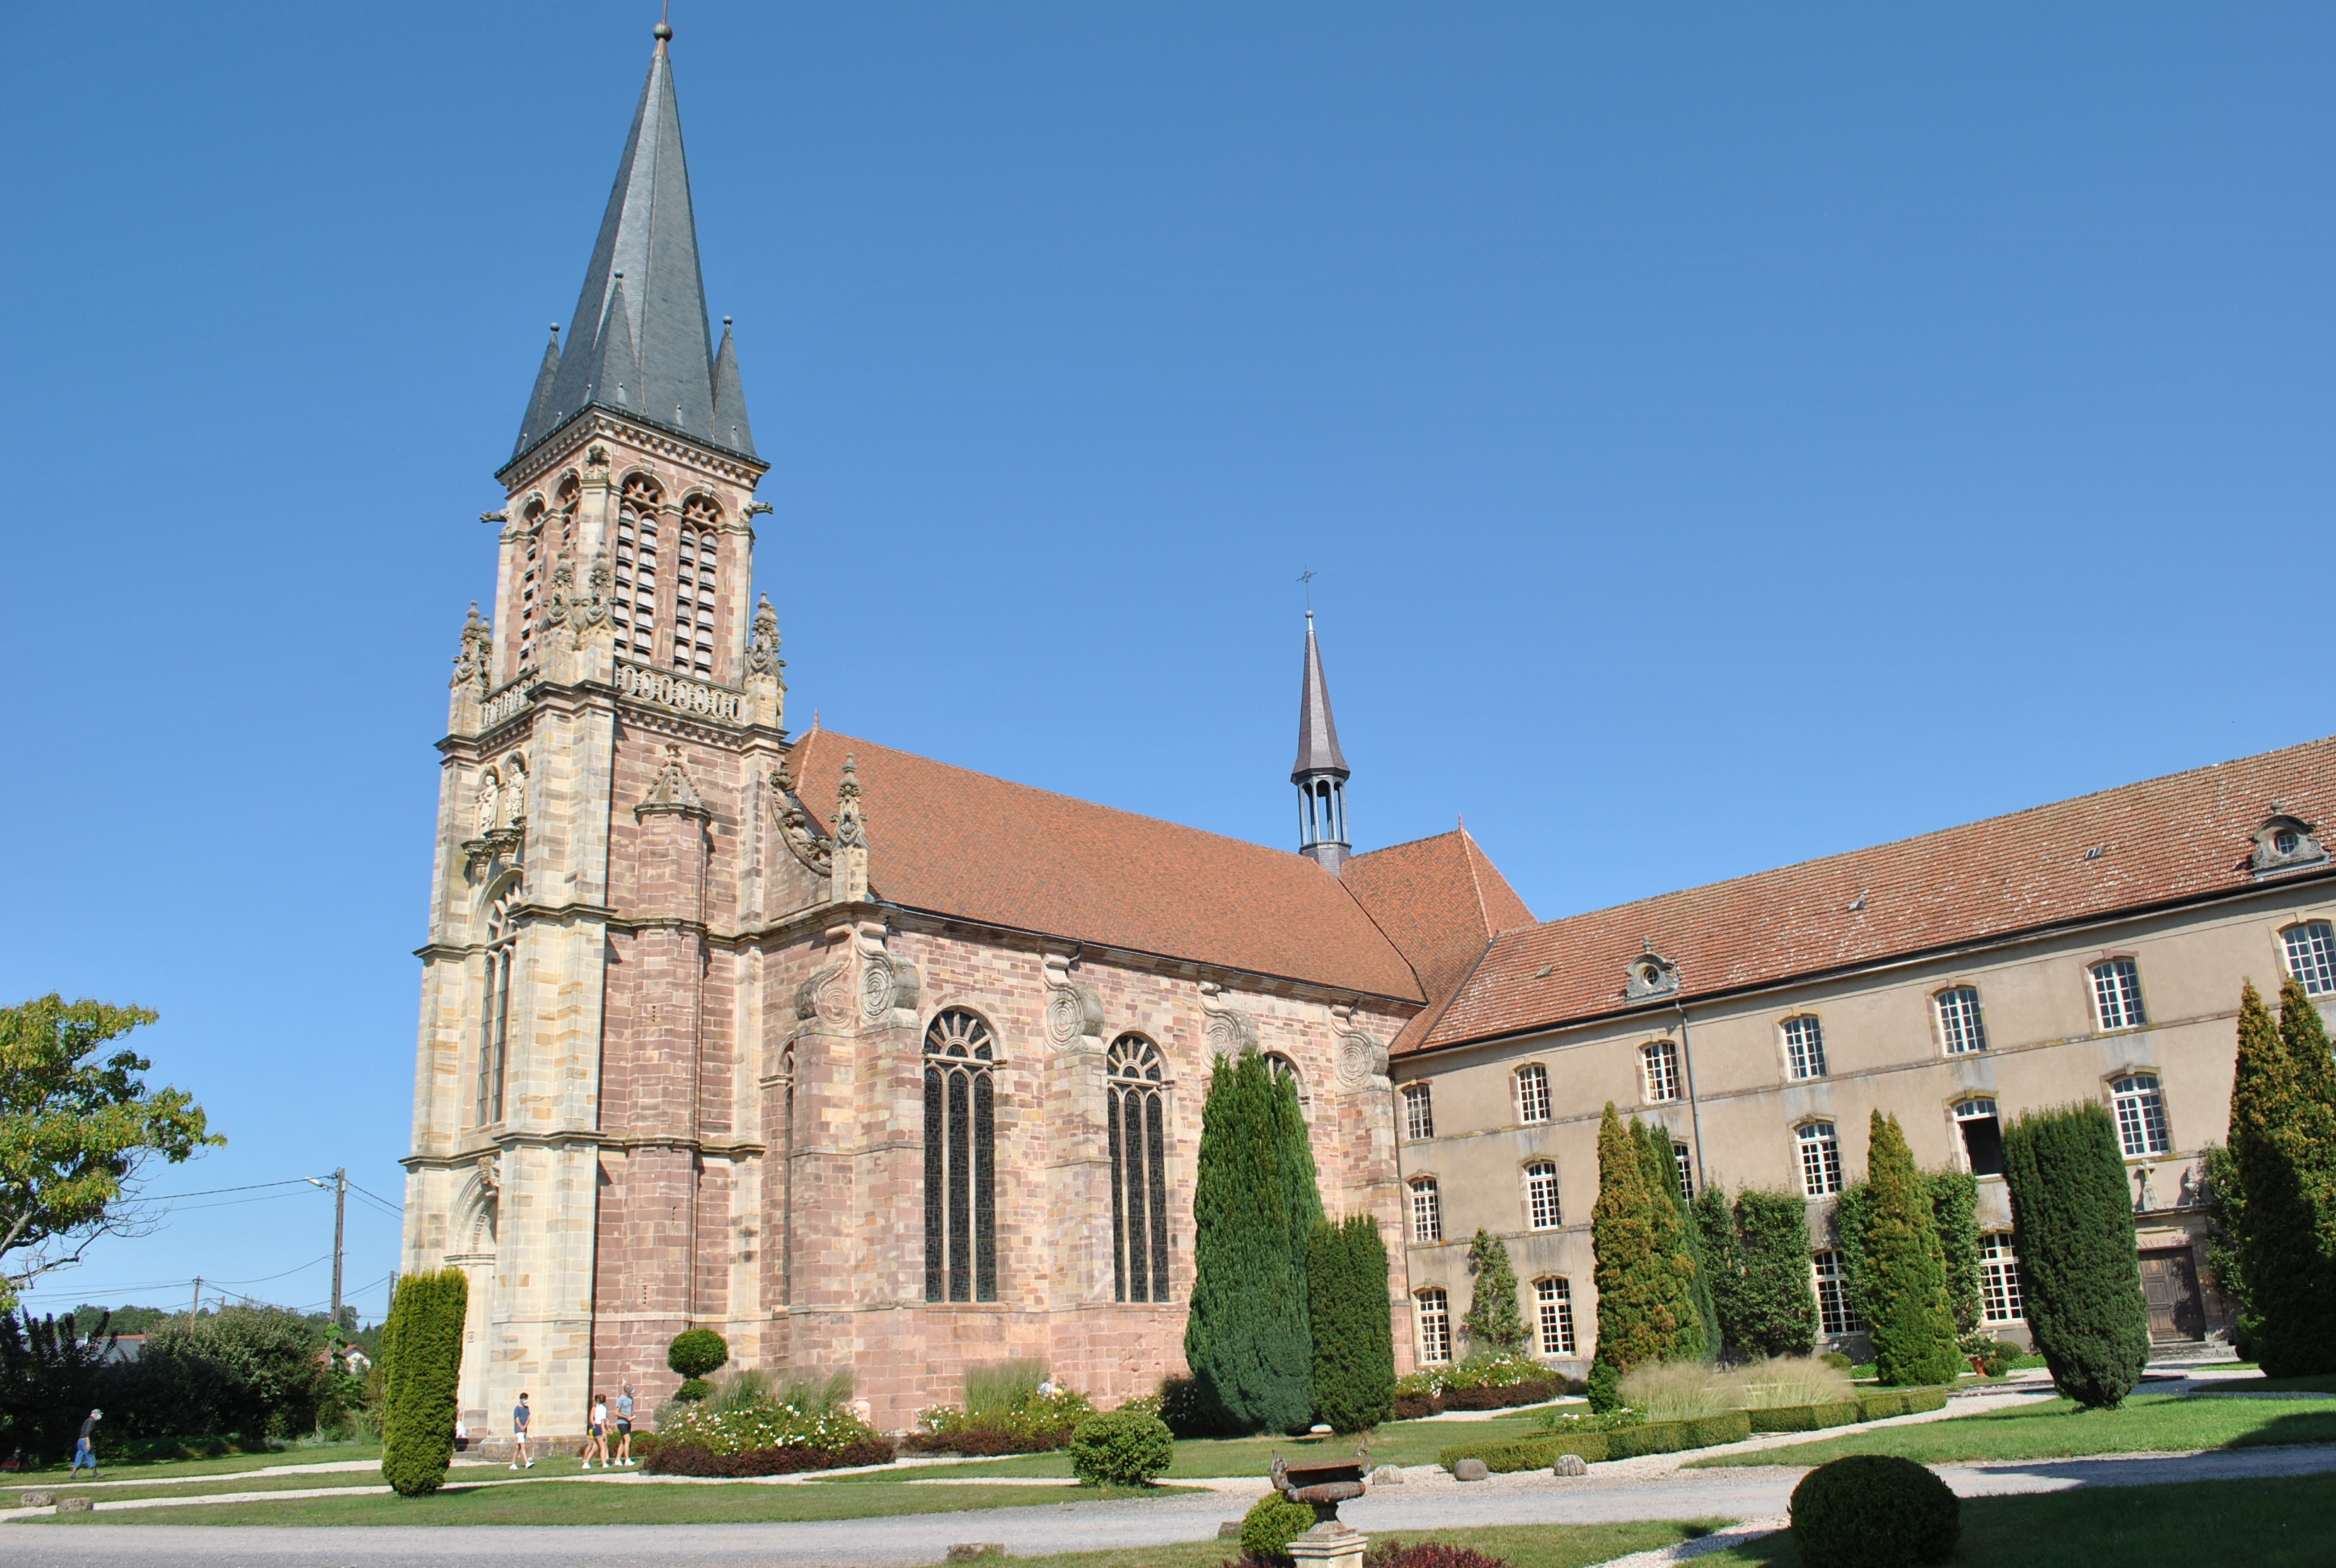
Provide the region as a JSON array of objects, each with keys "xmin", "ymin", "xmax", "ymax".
[{"xmin": 1392, "ymin": 880, "xmax": 2336, "ymax": 1371}]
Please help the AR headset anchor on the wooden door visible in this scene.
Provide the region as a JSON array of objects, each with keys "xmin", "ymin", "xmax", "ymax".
[{"xmin": 2138, "ymin": 1247, "xmax": 2205, "ymax": 1341}]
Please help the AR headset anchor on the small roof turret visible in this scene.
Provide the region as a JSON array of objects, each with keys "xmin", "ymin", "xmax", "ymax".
[{"xmin": 1292, "ymin": 611, "xmax": 1350, "ymax": 782}]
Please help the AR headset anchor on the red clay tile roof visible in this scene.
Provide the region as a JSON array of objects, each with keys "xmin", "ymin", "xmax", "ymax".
[
  {"xmin": 1413, "ymin": 734, "xmax": 2336, "ymax": 1055},
  {"xmin": 788, "ymin": 730, "xmax": 1426, "ymax": 999},
  {"xmin": 1342, "ymin": 829, "xmax": 1537, "ymax": 1049}
]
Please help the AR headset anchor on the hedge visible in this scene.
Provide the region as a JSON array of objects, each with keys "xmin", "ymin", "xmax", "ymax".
[
  {"xmin": 1854, "ymin": 1387, "xmax": 1950, "ymax": 1421},
  {"xmin": 643, "ymin": 1438, "xmax": 894, "ymax": 1476},
  {"xmin": 1437, "ymin": 1412, "xmax": 1751, "ymax": 1473},
  {"xmin": 896, "ymin": 1427, "xmax": 1072, "ymax": 1456},
  {"xmin": 1746, "ymin": 1400, "xmax": 1867, "ymax": 1433}
]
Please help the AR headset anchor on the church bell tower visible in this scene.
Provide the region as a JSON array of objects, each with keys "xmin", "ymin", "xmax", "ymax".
[{"xmin": 404, "ymin": 17, "xmax": 788, "ymax": 1449}]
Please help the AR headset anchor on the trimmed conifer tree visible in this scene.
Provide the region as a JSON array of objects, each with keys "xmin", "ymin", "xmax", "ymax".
[
  {"xmin": 2002, "ymin": 1102, "xmax": 2150, "ymax": 1407},
  {"xmin": 380, "ymin": 1268, "xmax": 468, "ymax": 1496},
  {"xmin": 1591, "ymin": 1104, "xmax": 1703, "ymax": 1403},
  {"xmin": 2200, "ymin": 1141, "xmax": 2255, "ymax": 1357},
  {"xmin": 1637, "ymin": 1120, "xmax": 1715, "ymax": 1362},
  {"xmin": 1309, "ymin": 1215, "xmax": 1395, "ymax": 1433},
  {"xmin": 1691, "ymin": 1187, "xmax": 1744, "ymax": 1357},
  {"xmin": 1270, "ymin": 1067, "xmax": 1324, "ymax": 1418},
  {"xmin": 1928, "ymin": 1169, "xmax": 1984, "ymax": 1340},
  {"xmin": 1730, "ymin": 1189, "xmax": 1820, "ymax": 1357},
  {"xmin": 2230, "ymin": 978, "xmax": 2336, "ymax": 1375},
  {"xmin": 1462, "ymin": 1229, "xmax": 1526, "ymax": 1355},
  {"xmin": 1185, "ymin": 1052, "xmax": 1312, "ymax": 1434},
  {"xmin": 1860, "ymin": 1112, "xmax": 1964, "ymax": 1387}
]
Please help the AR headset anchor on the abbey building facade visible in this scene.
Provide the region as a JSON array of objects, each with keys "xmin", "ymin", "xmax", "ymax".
[{"xmin": 406, "ymin": 23, "xmax": 2336, "ymax": 1444}]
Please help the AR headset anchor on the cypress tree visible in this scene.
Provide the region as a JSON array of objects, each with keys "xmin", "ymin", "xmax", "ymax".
[
  {"xmin": 1860, "ymin": 1112, "xmax": 1964, "ymax": 1387},
  {"xmin": 2231, "ymin": 978, "xmax": 2336, "ymax": 1375},
  {"xmin": 1691, "ymin": 1187, "xmax": 1744, "ymax": 1357},
  {"xmin": 1271, "ymin": 1067, "xmax": 1324, "ymax": 1419},
  {"xmin": 1591, "ymin": 1104, "xmax": 1703, "ymax": 1403},
  {"xmin": 1730, "ymin": 1190, "xmax": 1820, "ymax": 1357},
  {"xmin": 2200, "ymin": 1141, "xmax": 2255, "ymax": 1358},
  {"xmin": 1638, "ymin": 1121, "xmax": 1715, "ymax": 1362},
  {"xmin": 380, "ymin": 1269, "xmax": 468, "ymax": 1496},
  {"xmin": 1462, "ymin": 1229, "xmax": 1526, "ymax": 1355},
  {"xmin": 1185, "ymin": 1053, "xmax": 1312, "ymax": 1434},
  {"xmin": 1309, "ymin": 1216, "xmax": 1395, "ymax": 1433},
  {"xmin": 1928, "ymin": 1169, "xmax": 1984, "ymax": 1340},
  {"xmin": 2002, "ymin": 1102, "xmax": 2150, "ymax": 1408}
]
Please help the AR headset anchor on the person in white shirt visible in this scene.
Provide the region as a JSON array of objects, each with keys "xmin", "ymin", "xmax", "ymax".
[{"xmin": 583, "ymin": 1393, "xmax": 609, "ymax": 1468}]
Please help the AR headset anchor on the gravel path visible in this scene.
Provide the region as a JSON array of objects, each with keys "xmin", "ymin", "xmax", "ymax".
[{"xmin": 6, "ymin": 1442, "xmax": 2333, "ymax": 1568}]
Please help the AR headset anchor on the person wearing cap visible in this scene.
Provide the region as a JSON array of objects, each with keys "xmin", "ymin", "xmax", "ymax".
[{"xmin": 72, "ymin": 1410, "xmax": 101, "ymax": 1474}]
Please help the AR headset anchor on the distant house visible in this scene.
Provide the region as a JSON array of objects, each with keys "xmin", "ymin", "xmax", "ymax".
[{"xmin": 99, "ymin": 1336, "xmax": 145, "ymax": 1364}]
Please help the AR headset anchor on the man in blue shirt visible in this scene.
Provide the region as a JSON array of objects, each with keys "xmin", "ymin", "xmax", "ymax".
[
  {"xmin": 72, "ymin": 1411, "xmax": 101, "ymax": 1475},
  {"xmin": 509, "ymin": 1391, "xmax": 532, "ymax": 1469},
  {"xmin": 614, "ymin": 1387, "xmax": 636, "ymax": 1466}
]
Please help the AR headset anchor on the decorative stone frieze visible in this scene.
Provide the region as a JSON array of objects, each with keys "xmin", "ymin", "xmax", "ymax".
[{"xmin": 615, "ymin": 661, "xmax": 745, "ymax": 723}]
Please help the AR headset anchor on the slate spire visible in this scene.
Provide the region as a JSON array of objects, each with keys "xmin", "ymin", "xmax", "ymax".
[
  {"xmin": 1292, "ymin": 611, "xmax": 1353, "ymax": 873},
  {"xmin": 511, "ymin": 20, "xmax": 755, "ymax": 464}
]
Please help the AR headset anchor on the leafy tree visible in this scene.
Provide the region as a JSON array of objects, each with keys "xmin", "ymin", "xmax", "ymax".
[
  {"xmin": 2226, "ymin": 978, "xmax": 2336, "ymax": 1376},
  {"xmin": 2002, "ymin": 1103, "xmax": 2150, "ymax": 1408},
  {"xmin": 103, "ymin": 1304, "xmax": 328, "ymax": 1442},
  {"xmin": 1185, "ymin": 1053, "xmax": 1312, "ymax": 1434},
  {"xmin": 1927, "ymin": 1170, "xmax": 1984, "ymax": 1339},
  {"xmin": 1590, "ymin": 1105, "xmax": 1703, "ymax": 1405},
  {"xmin": 667, "ymin": 1328, "xmax": 730, "ymax": 1381},
  {"xmin": 0, "ymin": 996, "xmax": 221, "ymax": 1308},
  {"xmin": 0, "ymin": 1309, "xmax": 114, "ymax": 1464},
  {"xmin": 380, "ymin": 1270, "xmax": 467, "ymax": 1495},
  {"xmin": 1462, "ymin": 1229, "xmax": 1526, "ymax": 1355},
  {"xmin": 1859, "ymin": 1112, "xmax": 1964, "ymax": 1387},
  {"xmin": 1308, "ymin": 1216, "xmax": 1394, "ymax": 1434},
  {"xmin": 1730, "ymin": 1190, "xmax": 1820, "ymax": 1357}
]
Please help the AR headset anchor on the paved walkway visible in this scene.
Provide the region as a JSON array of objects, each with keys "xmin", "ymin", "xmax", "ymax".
[{"xmin": 6, "ymin": 1441, "xmax": 2332, "ymax": 1568}]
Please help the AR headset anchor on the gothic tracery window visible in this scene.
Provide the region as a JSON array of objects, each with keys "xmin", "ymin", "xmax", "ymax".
[
  {"xmin": 924, "ymin": 1008, "xmax": 998, "ymax": 1303},
  {"xmin": 515, "ymin": 497, "xmax": 547, "ymax": 671},
  {"xmin": 1108, "ymin": 1033, "xmax": 1170, "ymax": 1303},
  {"xmin": 474, "ymin": 883, "xmax": 519, "ymax": 1127},
  {"xmin": 674, "ymin": 495, "xmax": 721, "ymax": 678}
]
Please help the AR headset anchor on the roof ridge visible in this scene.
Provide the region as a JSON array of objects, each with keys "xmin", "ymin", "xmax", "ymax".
[
  {"xmin": 1346, "ymin": 826, "xmax": 1470, "ymax": 862},
  {"xmin": 1458, "ymin": 826, "xmax": 1496, "ymax": 939},
  {"xmin": 1525, "ymin": 732, "xmax": 2336, "ymax": 936}
]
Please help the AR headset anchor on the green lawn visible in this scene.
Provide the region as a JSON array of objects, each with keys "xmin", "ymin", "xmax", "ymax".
[
  {"xmin": 1690, "ymin": 1475, "xmax": 2335, "ymax": 1566},
  {"xmin": 11, "ymin": 1470, "xmax": 415, "ymax": 1507},
  {"xmin": 39, "ymin": 1478, "xmax": 1194, "ymax": 1527},
  {"xmin": 1691, "ymin": 1393, "xmax": 2336, "ymax": 1467},
  {"xmin": 899, "ymin": 1413, "xmax": 1556, "ymax": 1482},
  {"xmin": 909, "ymin": 1521, "xmax": 1735, "ymax": 1568},
  {"xmin": 2225, "ymin": 1373, "xmax": 2336, "ymax": 1395},
  {"xmin": 10, "ymin": 1441, "xmax": 382, "ymax": 1484}
]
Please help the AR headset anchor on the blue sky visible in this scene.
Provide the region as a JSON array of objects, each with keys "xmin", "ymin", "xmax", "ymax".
[{"xmin": 2, "ymin": 3, "xmax": 2327, "ymax": 1323}]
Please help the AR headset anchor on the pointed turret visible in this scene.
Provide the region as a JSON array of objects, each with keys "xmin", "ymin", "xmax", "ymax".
[
  {"xmin": 711, "ymin": 317, "xmax": 754, "ymax": 457},
  {"xmin": 511, "ymin": 325, "xmax": 562, "ymax": 458},
  {"xmin": 1291, "ymin": 611, "xmax": 1353, "ymax": 873},
  {"xmin": 511, "ymin": 19, "xmax": 754, "ymax": 464}
]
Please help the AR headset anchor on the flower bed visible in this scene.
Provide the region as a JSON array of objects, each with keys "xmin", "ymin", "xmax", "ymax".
[
  {"xmin": 1391, "ymin": 1354, "xmax": 1578, "ymax": 1419},
  {"xmin": 653, "ymin": 1395, "xmax": 886, "ymax": 1458},
  {"xmin": 643, "ymin": 1438, "xmax": 895, "ymax": 1475},
  {"xmin": 907, "ymin": 1383, "xmax": 1095, "ymax": 1454}
]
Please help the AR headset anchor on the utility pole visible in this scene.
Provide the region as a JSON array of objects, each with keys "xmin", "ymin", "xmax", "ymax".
[
  {"xmin": 189, "ymin": 1275, "xmax": 202, "ymax": 1326},
  {"xmin": 331, "ymin": 1168, "xmax": 347, "ymax": 1329}
]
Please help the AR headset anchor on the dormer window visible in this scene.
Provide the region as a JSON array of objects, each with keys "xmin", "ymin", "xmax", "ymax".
[
  {"xmin": 1626, "ymin": 949, "xmax": 1679, "ymax": 1001},
  {"xmin": 2250, "ymin": 813, "xmax": 2330, "ymax": 878}
]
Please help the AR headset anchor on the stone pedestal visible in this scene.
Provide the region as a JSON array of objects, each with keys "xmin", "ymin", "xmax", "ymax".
[{"xmin": 1287, "ymin": 1524, "xmax": 1366, "ymax": 1568}]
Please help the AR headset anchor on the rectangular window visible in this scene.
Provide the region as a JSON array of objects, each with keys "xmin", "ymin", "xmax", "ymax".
[
  {"xmin": 1798, "ymin": 1122, "xmax": 1843, "ymax": 1197},
  {"xmin": 1642, "ymin": 1041, "xmax": 1681, "ymax": 1104},
  {"xmin": 1416, "ymin": 1289, "xmax": 1453, "ymax": 1364},
  {"xmin": 1411, "ymin": 1178, "xmax": 1442, "ymax": 1244},
  {"xmin": 1403, "ymin": 1082, "xmax": 1435, "ymax": 1141},
  {"xmin": 2112, "ymin": 1074, "xmax": 2171, "ymax": 1157},
  {"xmin": 1937, "ymin": 986, "xmax": 1989, "ymax": 1055},
  {"xmin": 1979, "ymin": 1232, "xmax": 2025, "ymax": 1323},
  {"xmin": 1672, "ymin": 1141, "xmax": 1695, "ymax": 1203},
  {"xmin": 1954, "ymin": 1098, "xmax": 2005, "ymax": 1178},
  {"xmin": 1534, "ymin": 1277, "xmax": 1576, "ymax": 1355},
  {"xmin": 2092, "ymin": 958, "xmax": 2147, "ymax": 1031},
  {"xmin": 1814, "ymin": 1249, "xmax": 1866, "ymax": 1336},
  {"xmin": 1525, "ymin": 1161, "xmax": 1562, "ymax": 1229},
  {"xmin": 2284, "ymin": 922, "xmax": 2336, "ymax": 996},
  {"xmin": 1516, "ymin": 1064, "xmax": 1551, "ymax": 1124},
  {"xmin": 1782, "ymin": 1015, "xmax": 1827, "ymax": 1079}
]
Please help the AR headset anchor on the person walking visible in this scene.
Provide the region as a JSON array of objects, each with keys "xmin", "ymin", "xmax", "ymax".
[
  {"xmin": 614, "ymin": 1387, "xmax": 636, "ymax": 1466},
  {"xmin": 582, "ymin": 1394, "xmax": 608, "ymax": 1468},
  {"xmin": 71, "ymin": 1410, "xmax": 101, "ymax": 1476},
  {"xmin": 510, "ymin": 1391, "xmax": 533, "ymax": 1469}
]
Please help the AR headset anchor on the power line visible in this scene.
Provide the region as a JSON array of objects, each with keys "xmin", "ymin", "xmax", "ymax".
[
  {"xmin": 344, "ymin": 1180, "xmax": 405, "ymax": 1215},
  {"xmin": 138, "ymin": 1179, "xmax": 312, "ymax": 1202}
]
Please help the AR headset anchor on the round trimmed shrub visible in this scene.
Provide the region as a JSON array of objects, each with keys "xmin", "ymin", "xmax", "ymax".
[
  {"xmin": 1240, "ymin": 1491, "xmax": 1318, "ymax": 1564},
  {"xmin": 671, "ymin": 1378, "xmax": 713, "ymax": 1403},
  {"xmin": 1790, "ymin": 1455, "xmax": 1960, "ymax": 1568},
  {"xmin": 1066, "ymin": 1407, "xmax": 1174, "ymax": 1487},
  {"xmin": 667, "ymin": 1328, "xmax": 730, "ymax": 1381}
]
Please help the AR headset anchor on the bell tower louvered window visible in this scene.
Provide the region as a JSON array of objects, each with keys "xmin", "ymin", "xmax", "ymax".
[
  {"xmin": 674, "ymin": 495, "xmax": 722, "ymax": 678},
  {"xmin": 612, "ymin": 473, "xmax": 663, "ymax": 663},
  {"xmin": 924, "ymin": 1009, "xmax": 998, "ymax": 1303},
  {"xmin": 1108, "ymin": 1034, "xmax": 1171, "ymax": 1303}
]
